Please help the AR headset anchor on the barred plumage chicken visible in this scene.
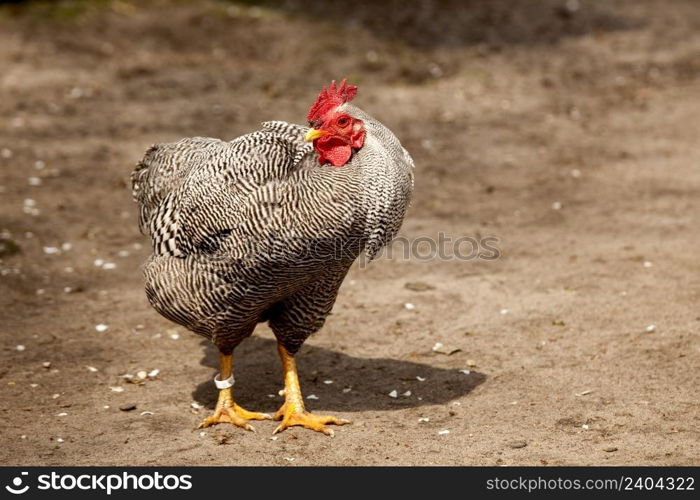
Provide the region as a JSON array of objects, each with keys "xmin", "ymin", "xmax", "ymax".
[{"xmin": 131, "ymin": 80, "xmax": 414, "ymax": 435}]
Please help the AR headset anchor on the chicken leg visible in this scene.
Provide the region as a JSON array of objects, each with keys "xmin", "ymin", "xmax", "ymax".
[
  {"xmin": 197, "ymin": 352, "xmax": 271, "ymax": 431},
  {"xmin": 273, "ymin": 344, "xmax": 350, "ymax": 436}
]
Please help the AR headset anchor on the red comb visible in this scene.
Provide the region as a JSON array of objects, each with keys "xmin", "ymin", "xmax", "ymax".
[{"xmin": 307, "ymin": 79, "xmax": 358, "ymax": 122}]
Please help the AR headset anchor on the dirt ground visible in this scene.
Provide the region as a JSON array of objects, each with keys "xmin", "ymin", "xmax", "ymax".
[{"xmin": 0, "ymin": 0, "xmax": 699, "ymax": 466}]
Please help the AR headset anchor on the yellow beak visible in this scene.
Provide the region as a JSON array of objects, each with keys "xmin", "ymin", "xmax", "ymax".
[{"xmin": 304, "ymin": 128, "xmax": 327, "ymax": 142}]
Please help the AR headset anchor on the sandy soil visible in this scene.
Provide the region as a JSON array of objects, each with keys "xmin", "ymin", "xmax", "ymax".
[{"xmin": 0, "ymin": 0, "xmax": 699, "ymax": 466}]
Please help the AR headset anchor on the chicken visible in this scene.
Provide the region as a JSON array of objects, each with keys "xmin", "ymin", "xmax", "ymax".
[{"xmin": 131, "ymin": 80, "xmax": 414, "ymax": 436}]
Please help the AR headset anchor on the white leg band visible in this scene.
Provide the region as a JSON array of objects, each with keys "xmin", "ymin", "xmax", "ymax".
[{"xmin": 214, "ymin": 373, "xmax": 235, "ymax": 389}]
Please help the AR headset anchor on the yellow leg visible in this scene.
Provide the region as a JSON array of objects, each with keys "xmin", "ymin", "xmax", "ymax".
[
  {"xmin": 197, "ymin": 352, "xmax": 271, "ymax": 431},
  {"xmin": 273, "ymin": 344, "xmax": 350, "ymax": 437}
]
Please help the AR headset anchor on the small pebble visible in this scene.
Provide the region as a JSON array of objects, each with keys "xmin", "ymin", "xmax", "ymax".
[
  {"xmin": 140, "ymin": 411, "xmax": 153, "ymax": 416},
  {"xmin": 552, "ymin": 201, "xmax": 562, "ymax": 211},
  {"xmin": 459, "ymin": 369, "xmax": 471, "ymax": 375},
  {"xmin": 404, "ymin": 302, "xmax": 415, "ymax": 310},
  {"xmin": 28, "ymin": 177, "xmax": 42, "ymax": 186},
  {"xmin": 582, "ymin": 424, "xmax": 590, "ymax": 430},
  {"xmin": 42, "ymin": 362, "xmax": 51, "ymax": 368},
  {"xmin": 604, "ymin": 447, "xmax": 618, "ymax": 453},
  {"xmin": 437, "ymin": 429, "xmax": 450, "ymax": 435},
  {"xmin": 86, "ymin": 366, "xmax": 98, "ymax": 372},
  {"xmin": 95, "ymin": 324, "xmax": 108, "ymax": 332},
  {"xmin": 645, "ymin": 324, "xmax": 656, "ymax": 333},
  {"xmin": 270, "ymin": 436, "xmax": 278, "ymax": 441},
  {"xmin": 52, "ymin": 393, "xmax": 60, "ymax": 399},
  {"xmin": 169, "ymin": 332, "xmax": 180, "ymax": 340},
  {"xmin": 43, "ymin": 246, "xmax": 59, "ymax": 254},
  {"xmin": 500, "ymin": 308, "xmax": 509, "ymax": 315},
  {"xmin": 508, "ymin": 440, "xmax": 528, "ymax": 449},
  {"xmin": 110, "ymin": 386, "xmax": 124, "ymax": 393},
  {"xmin": 191, "ymin": 402, "xmax": 204, "ymax": 410},
  {"xmin": 388, "ymin": 390, "xmax": 398, "ymax": 398},
  {"xmin": 402, "ymin": 390, "xmax": 412, "ymax": 397},
  {"xmin": 148, "ymin": 369, "xmax": 160, "ymax": 378},
  {"xmin": 306, "ymin": 394, "xmax": 319, "ymax": 400},
  {"xmin": 323, "ymin": 380, "xmax": 333, "ymax": 384},
  {"xmin": 136, "ymin": 371, "xmax": 147, "ymax": 379},
  {"xmin": 571, "ymin": 169, "xmax": 581, "ymax": 178},
  {"xmin": 16, "ymin": 345, "xmax": 26, "ymax": 352},
  {"xmin": 199, "ymin": 432, "xmax": 207, "ymax": 437},
  {"xmin": 56, "ymin": 438, "xmax": 64, "ymax": 443},
  {"xmin": 61, "ymin": 242, "xmax": 72, "ymax": 251},
  {"xmin": 30, "ymin": 383, "xmax": 38, "ymax": 388},
  {"xmin": 418, "ymin": 417, "xmax": 430, "ymax": 423},
  {"xmin": 117, "ymin": 250, "xmax": 130, "ymax": 258},
  {"xmin": 56, "ymin": 412, "xmax": 68, "ymax": 417},
  {"xmin": 119, "ymin": 404, "xmax": 137, "ymax": 412},
  {"xmin": 416, "ymin": 376, "xmax": 426, "ymax": 382},
  {"xmin": 94, "ymin": 259, "xmax": 104, "ymax": 267},
  {"xmin": 102, "ymin": 262, "xmax": 117, "ymax": 270},
  {"xmin": 643, "ymin": 261, "xmax": 653, "ymax": 268}
]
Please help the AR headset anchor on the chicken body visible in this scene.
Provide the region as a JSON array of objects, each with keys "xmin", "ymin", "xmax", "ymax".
[{"xmin": 132, "ymin": 101, "xmax": 414, "ymax": 434}]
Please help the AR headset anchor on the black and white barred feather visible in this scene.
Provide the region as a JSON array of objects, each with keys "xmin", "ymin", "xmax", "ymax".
[{"xmin": 131, "ymin": 104, "xmax": 414, "ymax": 353}]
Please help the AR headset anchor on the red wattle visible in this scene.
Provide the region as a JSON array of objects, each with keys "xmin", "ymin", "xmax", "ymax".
[{"xmin": 318, "ymin": 144, "xmax": 352, "ymax": 167}]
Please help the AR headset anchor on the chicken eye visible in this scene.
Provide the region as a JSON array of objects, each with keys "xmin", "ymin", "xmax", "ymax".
[{"xmin": 336, "ymin": 116, "xmax": 349, "ymax": 127}]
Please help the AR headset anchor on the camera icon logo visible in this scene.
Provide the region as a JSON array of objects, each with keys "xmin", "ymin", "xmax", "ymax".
[{"xmin": 5, "ymin": 472, "xmax": 29, "ymax": 495}]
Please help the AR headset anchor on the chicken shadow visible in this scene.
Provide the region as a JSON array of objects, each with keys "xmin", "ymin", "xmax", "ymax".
[{"xmin": 192, "ymin": 336, "xmax": 485, "ymax": 412}]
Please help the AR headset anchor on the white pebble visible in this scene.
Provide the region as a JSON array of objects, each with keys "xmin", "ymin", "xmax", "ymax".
[
  {"xmin": 388, "ymin": 390, "xmax": 398, "ymax": 398},
  {"xmin": 42, "ymin": 362, "xmax": 51, "ymax": 368},
  {"xmin": 16, "ymin": 344, "xmax": 26, "ymax": 351},
  {"xmin": 148, "ymin": 369, "xmax": 160, "ymax": 378},
  {"xmin": 63, "ymin": 287, "xmax": 73, "ymax": 293},
  {"xmin": 283, "ymin": 457, "xmax": 295, "ymax": 462},
  {"xmin": 56, "ymin": 438, "xmax": 64, "ymax": 443},
  {"xmin": 191, "ymin": 402, "xmax": 204, "ymax": 410},
  {"xmin": 645, "ymin": 324, "xmax": 656, "ymax": 333},
  {"xmin": 43, "ymin": 246, "xmax": 60, "ymax": 254},
  {"xmin": 323, "ymin": 380, "xmax": 333, "ymax": 384},
  {"xmin": 199, "ymin": 431, "xmax": 207, "ymax": 437},
  {"xmin": 582, "ymin": 424, "xmax": 589, "ymax": 430},
  {"xmin": 20, "ymin": 435, "xmax": 26, "ymax": 439},
  {"xmin": 402, "ymin": 390, "xmax": 412, "ymax": 397},
  {"xmin": 169, "ymin": 332, "xmax": 180, "ymax": 340},
  {"xmin": 117, "ymin": 250, "xmax": 130, "ymax": 258},
  {"xmin": 438, "ymin": 429, "xmax": 450, "ymax": 435},
  {"xmin": 95, "ymin": 324, "xmax": 108, "ymax": 332},
  {"xmin": 30, "ymin": 383, "xmax": 38, "ymax": 388},
  {"xmin": 416, "ymin": 376, "xmax": 426, "ymax": 382},
  {"xmin": 500, "ymin": 308, "xmax": 509, "ymax": 315},
  {"xmin": 404, "ymin": 302, "xmax": 416, "ymax": 310},
  {"xmin": 110, "ymin": 386, "xmax": 124, "ymax": 393},
  {"xmin": 61, "ymin": 242, "xmax": 72, "ymax": 251},
  {"xmin": 270, "ymin": 436, "xmax": 278, "ymax": 441},
  {"xmin": 459, "ymin": 369, "xmax": 471, "ymax": 375},
  {"xmin": 571, "ymin": 169, "xmax": 581, "ymax": 178},
  {"xmin": 56, "ymin": 412, "xmax": 68, "ymax": 417},
  {"xmin": 643, "ymin": 261, "xmax": 653, "ymax": 268},
  {"xmin": 93, "ymin": 259, "xmax": 104, "ymax": 267},
  {"xmin": 28, "ymin": 177, "xmax": 42, "ymax": 186},
  {"xmin": 551, "ymin": 201, "xmax": 562, "ymax": 211},
  {"xmin": 64, "ymin": 266, "xmax": 74, "ymax": 273},
  {"xmin": 52, "ymin": 393, "xmax": 60, "ymax": 399},
  {"xmin": 342, "ymin": 387, "xmax": 352, "ymax": 393},
  {"xmin": 101, "ymin": 262, "xmax": 117, "ymax": 270},
  {"xmin": 306, "ymin": 394, "xmax": 319, "ymax": 400},
  {"xmin": 86, "ymin": 366, "xmax": 98, "ymax": 372},
  {"xmin": 1, "ymin": 148, "xmax": 12, "ymax": 158},
  {"xmin": 432, "ymin": 342, "xmax": 444, "ymax": 352},
  {"xmin": 35, "ymin": 289, "xmax": 45, "ymax": 295},
  {"xmin": 23, "ymin": 198, "xmax": 36, "ymax": 207},
  {"xmin": 103, "ymin": 405, "xmax": 110, "ymax": 409},
  {"xmin": 140, "ymin": 411, "xmax": 153, "ymax": 416},
  {"xmin": 34, "ymin": 160, "xmax": 45, "ymax": 170},
  {"xmin": 418, "ymin": 417, "xmax": 430, "ymax": 423},
  {"xmin": 137, "ymin": 370, "xmax": 147, "ymax": 379}
]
